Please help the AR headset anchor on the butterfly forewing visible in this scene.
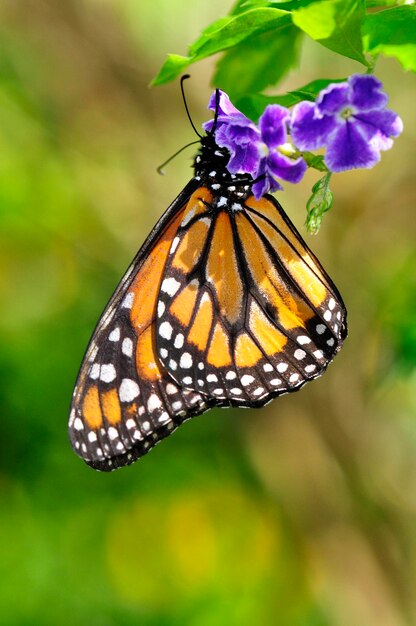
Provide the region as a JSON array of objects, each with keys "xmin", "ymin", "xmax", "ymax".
[
  {"xmin": 69, "ymin": 184, "xmax": 215, "ymax": 471},
  {"xmin": 156, "ymin": 191, "xmax": 346, "ymax": 406}
]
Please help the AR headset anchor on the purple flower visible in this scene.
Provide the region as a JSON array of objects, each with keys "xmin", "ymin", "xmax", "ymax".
[
  {"xmin": 291, "ymin": 74, "xmax": 403, "ymax": 172},
  {"xmin": 203, "ymin": 91, "xmax": 306, "ymax": 199}
]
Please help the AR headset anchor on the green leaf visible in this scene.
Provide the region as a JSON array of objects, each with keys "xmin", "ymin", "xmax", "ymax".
[
  {"xmin": 363, "ymin": 5, "xmax": 416, "ymax": 72},
  {"xmin": 306, "ymin": 173, "xmax": 333, "ymax": 234},
  {"xmin": 292, "ymin": 0, "xmax": 368, "ymax": 65},
  {"xmin": 152, "ymin": 8, "xmax": 294, "ymax": 86},
  {"xmin": 365, "ymin": 0, "xmax": 398, "ymax": 7},
  {"xmin": 213, "ymin": 24, "xmax": 302, "ymax": 100},
  {"xmin": 151, "ymin": 54, "xmax": 192, "ymax": 86},
  {"xmin": 231, "ymin": 0, "xmax": 321, "ymax": 15},
  {"xmin": 189, "ymin": 8, "xmax": 292, "ymax": 58},
  {"xmin": 236, "ymin": 77, "xmax": 345, "ymax": 119}
]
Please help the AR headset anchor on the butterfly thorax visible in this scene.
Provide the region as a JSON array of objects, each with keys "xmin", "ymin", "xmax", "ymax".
[{"xmin": 193, "ymin": 135, "xmax": 253, "ymax": 207}]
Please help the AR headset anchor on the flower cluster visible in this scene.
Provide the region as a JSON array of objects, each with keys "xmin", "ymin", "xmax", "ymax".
[
  {"xmin": 291, "ymin": 74, "xmax": 403, "ymax": 172},
  {"xmin": 203, "ymin": 92, "xmax": 306, "ymax": 199},
  {"xmin": 203, "ymin": 74, "xmax": 402, "ymax": 199}
]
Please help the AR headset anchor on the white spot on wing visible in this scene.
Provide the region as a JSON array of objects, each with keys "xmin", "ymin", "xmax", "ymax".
[
  {"xmin": 119, "ymin": 378, "xmax": 140, "ymax": 402},
  {"xmin": 108, "ymin": 427, "xmax": 118, "ymax": 440},
  {"xmin": 241, "ymin": 375, "xmax": 254, "ymax": 386},
  {"xmin": 174, "ymin": 334, "xmax": 184, "ymax": 349},
  {"xmin": 161, "ymin": 277, "xmax": 181, "ymax": 297},
  {"xmin": 166, "ymin": 383, "xmax": 178, "ymax": 395},
  {"xmin": 181, "ymin": 205, "xmax": 196, "ymax": 227},
  {"xmin": 109, "ymin": 327, "xmax": 120, "ymax": 342},
  {"xmin": 122, "ymin": 338, "xmax": 133, "ymax": 357},
  {"xmin": 180, "ymin": 353, "xmax": 193, "ymax": 369},
  {"xmin": 159, "ymin": 321, "xmax": 173, "ymax": 340},
  {"xmin": 122, "ymin": 292, "xmax": 134, "ymax": 309},
  {"xmin": 170, "ymin": 236, "xmax": 180, "ymax": 254},
  {"xmin": 294, "ymin": 349, "xmax": 306, "ymax": 360},
  {"xmin": 147, "ymin": 394, "xmax": 162, "ymax": 412},
  {"xmin": 89, "ymin": 363, "xmax": 100, "ymax": 380},
  {"xmin": 100, "ymin": 364, "xmax": 116, "ymax": 383}
]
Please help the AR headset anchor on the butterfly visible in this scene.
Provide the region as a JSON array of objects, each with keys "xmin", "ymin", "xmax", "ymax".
[{"xmin": 69, "ymin": 85, "xmax": 347, "ymax": 471}]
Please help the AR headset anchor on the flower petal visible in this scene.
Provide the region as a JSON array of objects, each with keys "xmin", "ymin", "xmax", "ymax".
[
  {"xmin": 259, "ymin": 105, "xmax": 290, "ymax": 148},
  {"xmin": 222, "ymin": 118, "xmax": 260, "ymax": 145},
  {"xmin": 353, "ymin": 109, "xmax": 403, "ymax": 141},
  {"xmin": 227, "ymin": 142, "xmax": 260, "ymax": 175},
  {"xmin": 207, "ymin": 90, "xmax": 243, "ymax": 117},
  {"xmin": 325, "ymin": 120, "xmax": 380, "ymax": 172},
  {"xmin": 252, "ymin": 158, "xmax": 283, "ymax": 199},
  {"xmin": 291, "ymin": 101, "xmax": 339, "ymax": 150},
  {"xmin": 268, "ymin": 151, "xmax": 307, "ymax": 184},
  {"xmin": 317, "ymin": 82, "xmax": 352, "ymax": 115},
  {"xmin": 349, "ymin": 74, "xmax": 388, "ymax": 112}
]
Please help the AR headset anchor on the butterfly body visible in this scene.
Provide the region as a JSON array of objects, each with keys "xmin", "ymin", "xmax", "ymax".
[{"xmin": 69, "ymin": 125, "xmax": 347, "ymax": 471}]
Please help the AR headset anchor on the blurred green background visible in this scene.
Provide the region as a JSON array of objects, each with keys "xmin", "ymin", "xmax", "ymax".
[{"xmin": 1, "ymin": 2, "xmax": 415, "ymax": 625}]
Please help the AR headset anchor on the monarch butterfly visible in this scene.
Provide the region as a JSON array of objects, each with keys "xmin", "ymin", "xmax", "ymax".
[{"xmin": 69, "ymin": 82, "xmax": 347, "ymax": 471}]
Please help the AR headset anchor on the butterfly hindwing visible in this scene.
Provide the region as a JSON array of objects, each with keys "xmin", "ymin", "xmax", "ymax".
[{"xmin": 156, "ymin": 190, "xmax": 347, "ymax": 406}]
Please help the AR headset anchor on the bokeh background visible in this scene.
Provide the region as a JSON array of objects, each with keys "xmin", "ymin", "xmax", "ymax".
[{"xmin": 1, "ymin": 1, "xmax": 415, "ymax": 625}]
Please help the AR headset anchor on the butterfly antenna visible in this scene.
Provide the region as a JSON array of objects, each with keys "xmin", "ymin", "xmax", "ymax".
[
  {"xmin": 156, "ymin": 140, "xmax": 200, "ymax": 175},
  {"xmin": 210, "ymin": 88, "xmax": 221, "ymax": 137},
  {"xmin": 180, "ymin": 74, "xmax": 202, "ymax": 139}
]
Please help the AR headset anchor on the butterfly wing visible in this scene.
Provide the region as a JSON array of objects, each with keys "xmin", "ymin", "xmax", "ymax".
[
  {"xmin": 156, "ymin": 191, "xmax": 347, "ymax": 405},
  {"xmin": 69, "ymin": 181, "xmax": 217, "ymax": 471}
]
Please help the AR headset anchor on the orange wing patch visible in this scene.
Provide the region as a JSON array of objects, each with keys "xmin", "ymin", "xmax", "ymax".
[
  {"xmin": 172, "ymin": 217, "xmax": 211, "ymax": 273},
  {"xmin": 248, "ymin": 300, "xmax": 287, "ymax": 356},
  {"xmin": 207, "ymin": 322, "xmax": 232, "ymax": 367},
  {"xmin": 169, "ymin": 280, "xmax": 199, "ymax": 326},
  {"xmin": 247, "ymin": 210, "xmax": 327, "ymax": 307},
  {"xmin": 188, "ymin": 292, "xmax": 214, "ymax": 351},
  {"xmin": 245, "ymin": 195, "xmax": 326, "ymax": 283},
  {"xmin": 236, "ymin": 212, "xmax": 313, "ymax": 329},
  {"xmin": 235, "ymin": 332, "xmax": 263, "ymax": 368},
  {"xmin": 130, "ymin": 208, "xmax": 187, "ymax": 332},
  {"xmin": 102, "ymin": 388, "xmax": 122, "ymax": 426},
  {"xmin": 82, "ymin": 386, "xmax": 103, "ymax": 429},
  {"xmin": 206, "ymin": 212, "xmax": 243, "ymax": 325}
]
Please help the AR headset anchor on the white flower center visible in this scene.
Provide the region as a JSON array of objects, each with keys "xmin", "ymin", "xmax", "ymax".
[
  {"xmin": 340, "ymin": 106, "xmax": 355, "ymax": 120},
  {"xmin": 258, "ymin": 142, "xmax": 269, "ymax": 158}
]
